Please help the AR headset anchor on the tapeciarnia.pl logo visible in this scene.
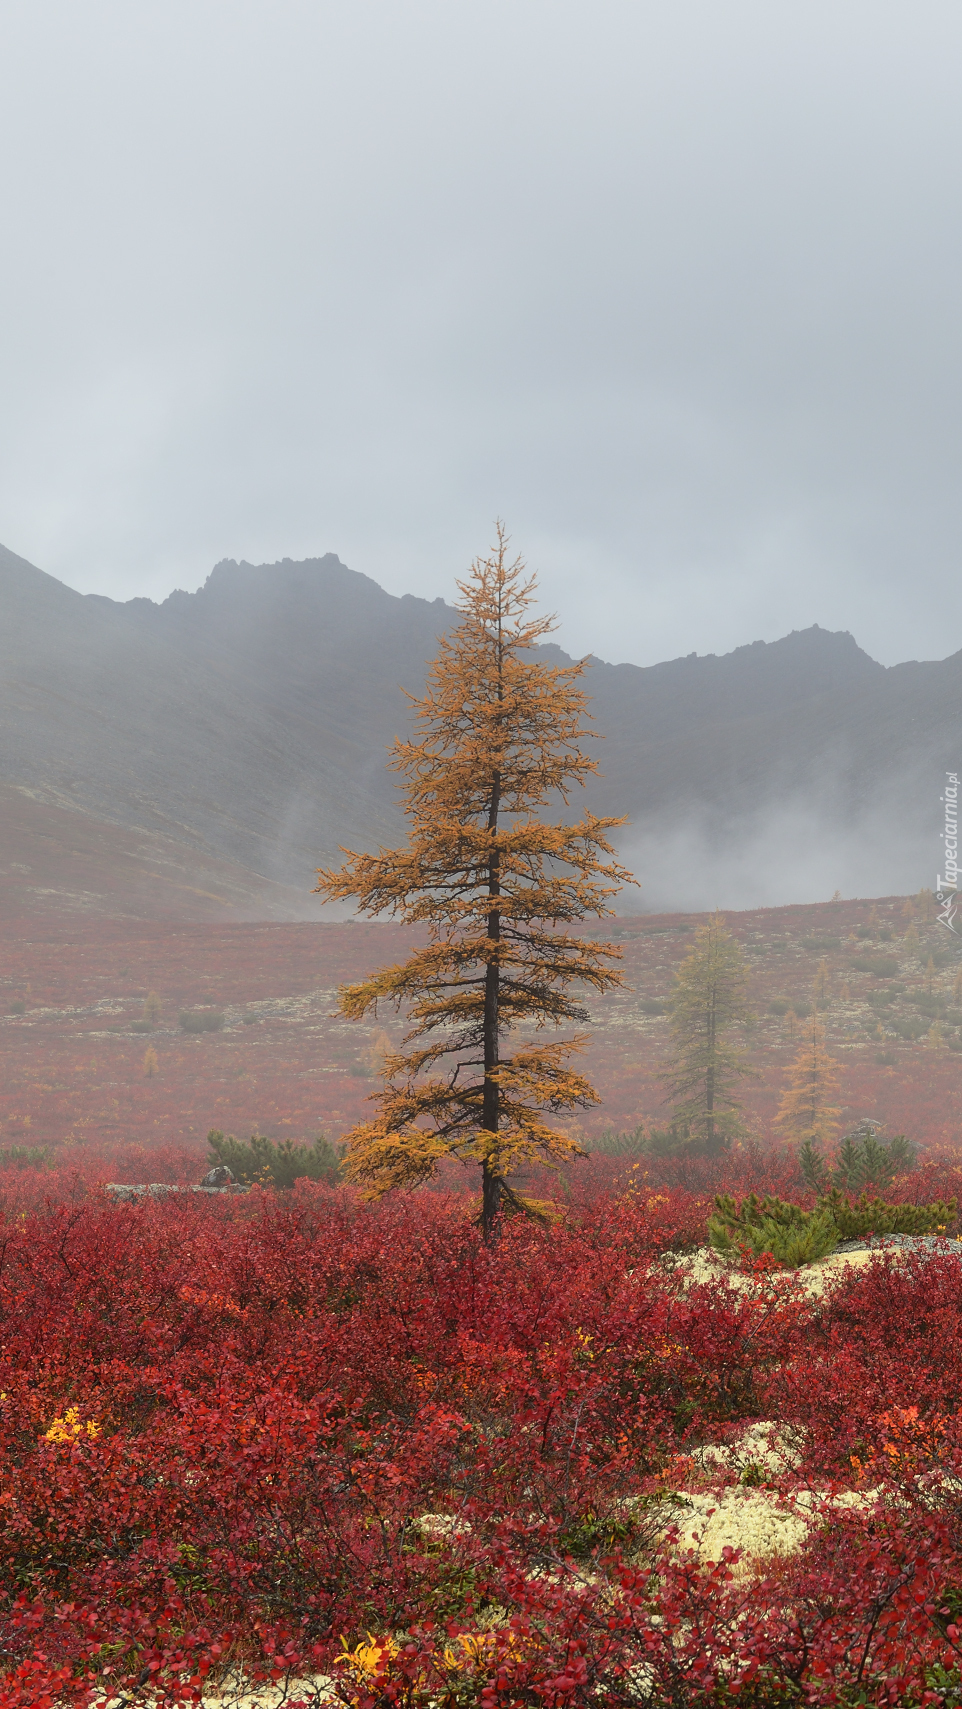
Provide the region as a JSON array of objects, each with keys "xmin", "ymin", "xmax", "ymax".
[{"xmin": 937, "ymin": 770, "xmax": 959, "ymax": 932}]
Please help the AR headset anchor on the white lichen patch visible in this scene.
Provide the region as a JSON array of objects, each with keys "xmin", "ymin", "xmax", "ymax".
[
  {"xmin": 199, "ymin": 1682, "xmax": 338, "ymax": 1708},
  {"xmin": 96, "ymin": 1679, "xmax": 339, "ymax": 1709},
  {"xmin": 665, "ymin": 1483, "xmax": 883, "ymax": 1578},
  {"xmin": 414, "ymin": 1512, "xmax": 472, "ymax": 1540},
  {"xmin": 660, "ymin": 1243, "xmax": 915, "ymax": 1300},
  {"xmin": 693, "ymin": 1420, "xmax": 805, "ymax": 1479},
  {"xmin": 669, "ymin": 1488, "xmax": 810, "ymax": 1570}
]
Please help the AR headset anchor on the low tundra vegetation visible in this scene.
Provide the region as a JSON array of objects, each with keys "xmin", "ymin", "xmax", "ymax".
[
  {"xmin": 708, "ymin": 1187, "xmax": 956, "ymax": 1267},
  {"xmin": 206, "ymin": 1128, "xmax": 343, "ymax": 1187},
  {"xmin": 178, "ymin": 1008, "xmax": 225, "ymax": 1033},
  {"xmin": 2, "ymin": 1164, "xmax": 962, "ymax": 1704}
]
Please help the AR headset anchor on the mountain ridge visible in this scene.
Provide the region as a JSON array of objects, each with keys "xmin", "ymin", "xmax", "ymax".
[{"xmin": 0, "ymin": 541, "xmax": 955, "ymax": 913}]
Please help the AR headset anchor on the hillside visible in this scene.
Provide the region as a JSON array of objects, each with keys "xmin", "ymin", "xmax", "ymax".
[
  {"xmin": 0, "ymin": 542, "xmax": 448, "ymax": 904},
  {"xmin": 0, "ymin": 781, "xmax": 331, "ymax": 924},
  {"xmin": 1, "ymin": 540, "xmax": 960, "ymax": 912}
]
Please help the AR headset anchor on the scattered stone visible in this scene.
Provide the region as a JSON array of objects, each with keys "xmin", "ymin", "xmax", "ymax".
[
  {"xmin": 104, "ymin": 1166, "xmax": 249, "ymax": 1201},
  {"xmin": 834, "ymin": 1232, "xmax": 962, "ymax": 1256},
  {"xmin": 201, "ymin": 1164, "xmax": 236, "ymax": 1187}
]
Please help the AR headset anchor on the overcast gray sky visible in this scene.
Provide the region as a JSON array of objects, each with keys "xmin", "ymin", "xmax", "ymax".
[{"xmin": 2, "ymin": 0, "xmax": 961, "ymax": 667}]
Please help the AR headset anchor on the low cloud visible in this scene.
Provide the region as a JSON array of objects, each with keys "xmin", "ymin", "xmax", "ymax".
[{"xmin": 618, "ymin": 797, "xmax": 937, "ymax": 915}]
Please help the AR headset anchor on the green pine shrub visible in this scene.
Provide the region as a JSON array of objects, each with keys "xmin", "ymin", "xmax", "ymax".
[
  {"xmin": 852, "ymin": 955, "xmax": 900, "ymax": 977},
  {"xmin": 707, "ymin": 1193, "xmax": 840, "ymax": 1267},
  {"xmin": 803, "ymin": 1127, "xmax": 917, "ymax": 1194},
  {"xmin": 589, "ymin": 1125, "xmax": 649, "ymax": 1157},
  {"xmin": 708, "ymin": 1184, "xmax": 957, "ymax": 1268},
  {"xmin": 206, "ymin": 1129, "xmax": 342, "ymax": 1188},
  {"xmin": 0, "ymin": 1146, "xmax": 49, "ymax": 1170},
  {"xmin": 821, "ymin": 1188, "xmax": 956, "ymax": 1241},
  {"xmin": 835, "ymin": 1128, "xmax": 915, "ymax": 1191},
  {"xmin": 644, "ymin": 1127, "xmax": 690, "ymax": 1158},
  {"xmin": 799, "ymin": 1138, "xmax": 830, "ymax": 1195},
  {"xmin": 590, "ymin": 1120, "xmax": 698, "ymax": 1159},
  {"xmin": 891, "ymin": 1016, "xmax": 930, "ymax": 1040},
  {"xmin": 180, "ymin": 1010, "xmax": 225, "ymax": 1033}
]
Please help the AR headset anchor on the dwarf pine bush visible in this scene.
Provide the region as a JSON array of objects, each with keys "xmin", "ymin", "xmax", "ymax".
[
  {"xmin": 179, "ymin": 1009, "xmax": 224, "ymax": 1033},
  {"xmin": 800, "ymin": 1127, "xmax": 917, "ymax": 1194},
  {"xmin": 206, "ymin": 1129, "xmax": 342, "ymax": 1188},
  {"xmin": 708, "ymin": 1193, "xmax": 839, "ymax": 1267},
  {"xmin": 799, "ymin": 1138, "xmax": 830, "ymax": 1195},
  {"xmin": 0, "ymin": 1146, "xmax": 48, "ymax": 1170},
  {"xmin": 590, "ymin": 1126, "xmax": 649, "ymax": 1158},
  {"xmin": 709, "ymin": 1187, "xmax": 958, "ymax": 1267},
  {"xmin": 822, "ymin": 1188, "xmax": 957, "ymax": 1241},
  {"xmin": 590, "ymin": 1122, "xmax": 693, "ymax": 1159}
]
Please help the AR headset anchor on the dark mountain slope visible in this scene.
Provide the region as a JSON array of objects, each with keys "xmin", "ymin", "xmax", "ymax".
[
  {"xmin": 0, "ymin": 544, "xmax": 452, "ymax": 889},
  {"xmin": 581, "ymin": 629, "xmax": 952, "ymax": 822},
  {"xmin": 578, "ymin": 632, "xmax": 958, "ymax": 906}
]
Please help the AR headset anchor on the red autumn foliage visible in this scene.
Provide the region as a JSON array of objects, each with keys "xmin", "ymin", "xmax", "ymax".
[{"xmin": 0, "ymin": 1172, "xmax": 961, "ymax": 1705}]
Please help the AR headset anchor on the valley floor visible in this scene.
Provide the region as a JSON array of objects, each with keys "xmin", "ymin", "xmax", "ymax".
[{"xmin": 0, "ymin": 894, "xmax": 959, "ymax": 1169}]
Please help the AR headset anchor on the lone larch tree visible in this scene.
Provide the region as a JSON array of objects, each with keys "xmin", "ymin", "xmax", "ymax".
[
  {"xmin": 315, "ymin": 527, "xmax": 632, "ymax": 1238},
  {"xmin": 775, "ymin": 1018, "xmax": 841, "ymax": 1147},
  {"xmin": 663, "ymin": 912, "xmax": 756, "ymax": 1153}
]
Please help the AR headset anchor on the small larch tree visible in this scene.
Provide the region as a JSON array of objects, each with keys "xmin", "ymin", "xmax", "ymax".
[
  {"xmin": 663, "ymin": 912, "xmax": 756, "ymax": 1154},
  {"xmin": 315, "ymin": 526, "xmax": 632, "ymax": 1239},
  {"xmin": 775, "ymin": 1018, "xmax": 841, "ymax": 1146},
  {"xmin": 917, "ymin": 886, "xmax": 936, "ymax": 925}
]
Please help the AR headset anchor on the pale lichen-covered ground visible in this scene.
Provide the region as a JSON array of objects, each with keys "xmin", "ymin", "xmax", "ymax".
[
  {"xmin": 659, "ymin": 1419, "xmax": 882, "ymax": 1579},
  {"xmin": 662, "ymin": 1241, "xmax": 886, "ymax": 1297},
  {"xmin": 650, "ymin": 1247, "xmax": 944, "ymax": 1574}
]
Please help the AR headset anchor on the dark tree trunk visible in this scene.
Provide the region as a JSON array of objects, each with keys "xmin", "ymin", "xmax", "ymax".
[
  {"xmin": 480, "ymin": 819, "xmax": 502, "ymax": 1244},
  {"xmin": 705, "ymin": 988, "xmax": 716, "ymax": 1147},
  {"xmin": 481, "ymin": 1155, "xmax": 502, "ymax": 1242},
  {"xmin": 480, "ymin": 603, "xmax": 505, "ymax": 1245}
]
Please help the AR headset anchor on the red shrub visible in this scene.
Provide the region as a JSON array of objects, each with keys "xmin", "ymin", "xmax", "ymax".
[{"xmin": 0, "ymin": 1182, "xmax": 961, "ymax": 1704}]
